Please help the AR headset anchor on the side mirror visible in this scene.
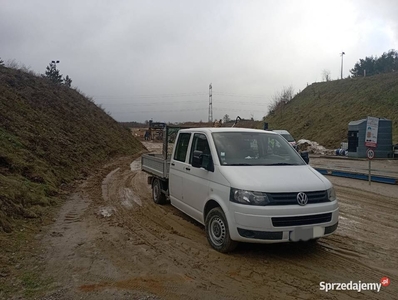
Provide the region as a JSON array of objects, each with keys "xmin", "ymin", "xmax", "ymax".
[
  {"xmin": 192, "ymin": 150, "xmax": 203, "ymax": 168},
  {"xmin": 192, "ymin": 150, "xmax": 214, "ymax": 172},
  {"xmin": 300, "ymin": 151, "xmax": 309, "ymax": 164}
]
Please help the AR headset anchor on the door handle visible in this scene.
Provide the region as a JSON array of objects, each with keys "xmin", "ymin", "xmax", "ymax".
[
  {"xmin": 185, "ymin": 167, "xmax": 191, "ymax": 171},
  {"xmin": 171, "ymin": 163, "xmax": 175, "ymax": 166}
]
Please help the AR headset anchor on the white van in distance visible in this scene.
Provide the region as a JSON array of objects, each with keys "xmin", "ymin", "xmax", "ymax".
[
  {"xmin": 142, "ymin": 127, "xmax": 339, "ymax": 252},
  {"xmin": 272, "ymin": 129, "xmax": 298, "ymax": 150}
]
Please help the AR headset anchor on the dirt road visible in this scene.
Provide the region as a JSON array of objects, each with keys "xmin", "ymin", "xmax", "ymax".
[{"xmin": 36, "ymin": 142, "xmax": 397, "ymax": 299}]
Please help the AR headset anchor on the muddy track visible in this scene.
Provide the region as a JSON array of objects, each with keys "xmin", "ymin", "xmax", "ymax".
[{"xmin": 39, "ymin": 144, "xmax": 397, "ymax": 299}]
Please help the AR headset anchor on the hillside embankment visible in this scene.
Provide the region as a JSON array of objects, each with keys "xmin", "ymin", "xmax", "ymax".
[
  {"xmin": 264, "ymin": 73, "xmax": 398, "ymax": 147},
  {"xmin": 0, "ymin": 66, "xmax": 144, "ymax": 233}
]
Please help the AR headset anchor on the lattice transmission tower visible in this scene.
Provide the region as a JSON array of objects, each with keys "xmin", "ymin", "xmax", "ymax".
[{"xmin": 208, "ymin": 83, "xmax": 213, "ymax": 123}]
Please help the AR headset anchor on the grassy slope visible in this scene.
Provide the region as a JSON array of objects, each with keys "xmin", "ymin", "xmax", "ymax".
[
  {"xmin": 263, "ymin": 72, "xmax": 398, "ymax": 148},
  {"xmin": 0, "ymin": 66, "xmax": 144, "ymax": 232}
]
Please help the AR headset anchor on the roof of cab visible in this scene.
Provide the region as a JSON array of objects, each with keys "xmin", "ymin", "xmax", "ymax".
[
  {"xmin": 179, "ymin": 127, "xmax": 278, "ymax": 135},
  {"xmin": 272, "ymin": 129, "xmax": 291, "ymax": 135}
]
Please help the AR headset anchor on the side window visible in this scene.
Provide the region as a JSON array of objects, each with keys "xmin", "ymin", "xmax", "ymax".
[
  {"xmin": 189, "ymin": 133, "xmax": 210, "ymax": 166},
  {"xmin": 173, "ymin": 133, "xmax": 191, "ymax": 162}
]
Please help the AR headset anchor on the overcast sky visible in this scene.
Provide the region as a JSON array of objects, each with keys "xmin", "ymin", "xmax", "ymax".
[{"xmin": 1, "ymin": 0, "xmax": 398, "ymax": 123}]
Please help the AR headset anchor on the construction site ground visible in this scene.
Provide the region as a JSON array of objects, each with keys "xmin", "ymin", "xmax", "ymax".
[{"xmin": 3, "ymin": 142, "xmax": 397, "ymax": 300}]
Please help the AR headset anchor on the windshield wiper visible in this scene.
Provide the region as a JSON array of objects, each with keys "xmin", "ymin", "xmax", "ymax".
[
  {"xmin": 228, "ymin": 163, "xmax": 253, "ymax": 166},
  {"xmin": 266, "ymin": 163, "xmax": 296, "ymax": 166}
]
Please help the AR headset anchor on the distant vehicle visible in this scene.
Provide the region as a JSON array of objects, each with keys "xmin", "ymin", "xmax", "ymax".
[
  {"xmin": 272, "ymin": 130, "xmax": 297, "ymax": 150},
  {"xmin": 141, "ymin": 127, "xmax": 339, "ymax": 253}
]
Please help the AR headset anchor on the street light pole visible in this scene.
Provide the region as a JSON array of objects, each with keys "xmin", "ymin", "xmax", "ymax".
[{"xmin": 340, "ymin": 52, "xmax": 345, "ymax": 79}]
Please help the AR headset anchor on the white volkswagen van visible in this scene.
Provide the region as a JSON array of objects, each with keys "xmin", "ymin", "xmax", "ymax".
[{"xmin": 144, "ymin": 128, "xmax": 339, "ymax": 252}]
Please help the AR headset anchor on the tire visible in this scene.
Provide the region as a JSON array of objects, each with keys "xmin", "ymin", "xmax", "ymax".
[
  {"xmin": 307, "ymin": 238, "xmax": 319, "ymax": 243},
  {"xmin": 205, "ymin": 207, "xmax": 238, "ymax": 253},
  {"xmin": 152, "ymin": 178, "xmax": 167, "ymax": 205}
]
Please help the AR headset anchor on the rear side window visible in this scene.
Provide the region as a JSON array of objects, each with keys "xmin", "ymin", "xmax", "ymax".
[{"xmin": 173, "ymin": 133, "xmax": 191, "ymax": 162}]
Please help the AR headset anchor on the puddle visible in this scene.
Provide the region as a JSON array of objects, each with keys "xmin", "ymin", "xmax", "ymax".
[
  {"xmin": 130, "ymin": 160, "xmax": 141, "ymax": 172},
  {"xmin": 102, "ymin": 168, "xmax": 120, "ymax": 202}
]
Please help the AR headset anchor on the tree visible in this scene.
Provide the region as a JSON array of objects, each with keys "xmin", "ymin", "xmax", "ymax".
[
  {"xmin": 322, "ymin": 69, "xmax": 331, "ymax": 81},
  {"xmin": 375, "ymin": 49, "xmax": 398, "ymax": 73},
  {"xmin": 350, "ymin": 49, "xmax": 398, "ymax": 77},
  {"xmin": 42, "ymin": 62, "xmax": 63, "ymax": 84},
  {"xmin": 267, "ymin": 86, "xmax": 294, "ymax": 115},
  {"xmin": 222, "ymin": 114, "xmax": 230, "ymax": 123},
  {"xmin": 63, "ymin": 75, "xmax": 72, "ymax": 87},
  {"xmin": 5, "ymin": 59, "xmax": 18, "ymax": 69},
  {"xmin": 0, "ymin": 58, "xmax": 4, "ymax": 66}
]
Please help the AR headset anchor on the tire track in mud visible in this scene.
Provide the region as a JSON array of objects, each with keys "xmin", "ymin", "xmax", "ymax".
[
  {"xmin": 88, "ymin": 152, "xmax": 397, "ymax": 300},
  {"xmin": 90, "ymin": 157, "xmax": 287, "ymax": 299},
  {"xmin": 42, "ymin": 142, "xmax": 397, "ymax": 300},
  {"xmin": 92, "ymin": 160, "xmax": 250, "ymax": 299}
]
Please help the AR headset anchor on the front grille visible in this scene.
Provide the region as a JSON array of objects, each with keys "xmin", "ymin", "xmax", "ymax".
[
  {"xmin": 272, "ymin": 213, "xmax": 332, "ymax": 227},
  {"xmin": 268, "ymin": 190, "xmax": 329, "ymax": 205}
]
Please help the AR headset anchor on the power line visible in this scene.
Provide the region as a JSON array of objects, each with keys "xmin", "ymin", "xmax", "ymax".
[
  {"xmin": 117, "ymin": 107, "xmax": 208, "ymax": 114},
  {"xmin": 92, "ymin": 91, "xmax": 269, "ymax": 100},
  {"xmin": 101, "ymin": 100, "xmax": 200, "ymax": 106},
  {"xmin": 212, "ymin": 92, "xmax": 268, "ymax": 98},
  {"xmin": 100, "ymin": 99, "xmax": 269, "ymax": 106},
  {"xmin": 113, "ymin": 106, "xmax": 267, "ymax": 114},
  {"xmin": 213, "ymin": 107, "xmax": 266, "ymax": 112},
  {"xmin": 93, "ymin": 92, "xmax": 207, "ymax": 99}
]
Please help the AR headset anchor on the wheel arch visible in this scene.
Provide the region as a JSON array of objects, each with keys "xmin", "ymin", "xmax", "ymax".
[
  {"xmin": 203, "ymin": 198, "xmax": 230, "ymax": 223},
  {"xmin": 204, "ymin": 199, "xmax": 221, "ymax": 220}
]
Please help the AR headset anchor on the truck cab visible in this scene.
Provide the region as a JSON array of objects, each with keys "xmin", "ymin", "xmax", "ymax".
[{"xmin": 143, "ymin": 127, "xmax": 339, "ymax": 252}]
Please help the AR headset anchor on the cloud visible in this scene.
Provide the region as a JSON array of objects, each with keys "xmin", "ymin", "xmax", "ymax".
[{"xmin": 1, "ymin": 0, "xmax": 397, "ymax": 122}]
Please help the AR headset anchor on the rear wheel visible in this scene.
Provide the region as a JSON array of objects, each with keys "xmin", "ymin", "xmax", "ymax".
[
  {"xmin": 152, "ymin": 178, "xmax": 167, "ymax": 205},
  {"xmin": 205, "ymin": 207, "xmax": 237, "ymax": 253},
  {"xmin": 307, "ymin": 238, "xmax": 319, "ymax": 243}
]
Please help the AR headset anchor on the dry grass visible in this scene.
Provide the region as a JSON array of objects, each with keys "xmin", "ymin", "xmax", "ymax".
[{"xmin": 263, "ymin": 73, "xmax": 398, "ymax": 147}]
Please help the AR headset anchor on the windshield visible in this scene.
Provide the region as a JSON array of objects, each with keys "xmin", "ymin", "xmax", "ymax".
[{"xmin": 212, "ymin": 132, "xmax": 305, "ymax": 166}]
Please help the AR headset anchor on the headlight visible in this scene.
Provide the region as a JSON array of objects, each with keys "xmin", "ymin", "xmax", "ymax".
[
  {"xmin": 327, "ymin": 187, "xmax": 337, "ymax": 201},
  {"xmin": 230, "ymin": 188, "xmax": 270, "ymax": 206}
]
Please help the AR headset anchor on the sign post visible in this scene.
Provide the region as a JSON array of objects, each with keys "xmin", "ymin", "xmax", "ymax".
[
  {"xmin": 365, "ymin": 116, "xmax": 378, "ymax": 185},
  {"xmin": 366, "ymin": 148, "xmax": 375, "ymax": 185},
  {"xmin": 365, "ymin": 116, "xmax": 379, "ymax": 148}
]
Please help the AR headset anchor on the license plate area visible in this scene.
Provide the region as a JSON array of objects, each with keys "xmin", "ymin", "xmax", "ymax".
[{"xmin": 289, "ymin": 226, "xmax": 324, "ymax": 241}]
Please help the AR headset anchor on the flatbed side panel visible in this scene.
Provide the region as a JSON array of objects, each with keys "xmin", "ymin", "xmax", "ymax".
[{"xmin": 141, "ymin": 154, "xmax": 170, "ymax": 179}]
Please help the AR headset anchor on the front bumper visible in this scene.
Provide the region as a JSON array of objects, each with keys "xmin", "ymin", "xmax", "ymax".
[{"xmin": 228, "ymin": 201, "xmax": 339, "ymax": 243}]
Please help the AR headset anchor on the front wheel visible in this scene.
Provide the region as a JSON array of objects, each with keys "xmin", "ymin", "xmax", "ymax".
[
  {"xmin": 152, "ymin": 178, "xmax": 167, "ymax": 205},
  {"xmin": 205, "ymin": 207, "xmax": 237, "ymax": 253}
]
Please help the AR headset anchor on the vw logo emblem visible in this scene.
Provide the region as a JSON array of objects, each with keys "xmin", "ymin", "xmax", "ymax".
[{"xmin": 297, "ymin": 192, "xmax": 308, "ymax": 206}]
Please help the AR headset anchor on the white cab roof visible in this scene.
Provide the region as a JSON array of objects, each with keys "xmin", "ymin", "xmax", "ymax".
[
  {"xmin": 179, "ymin": 127, "xmax": 278, "ymax": 135},
  {"xmin": 272, "ymin": 130, "xmax": 291, "ymax": 135}
]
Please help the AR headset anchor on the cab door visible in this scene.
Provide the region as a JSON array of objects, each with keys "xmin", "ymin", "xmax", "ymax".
[
  {"xmin": 169, "ymin": 132, "xmax": 191, "ymax": 203},
  {"xmin": 182, "ymin": 133, "xmax": 211, "ymax": 222}
]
